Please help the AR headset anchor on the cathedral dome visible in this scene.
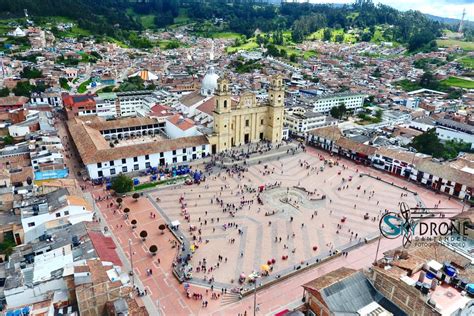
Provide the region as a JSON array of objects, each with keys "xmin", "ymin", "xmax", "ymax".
[{"xmin": 201, "ymin": 66, "xmax": 219, "ymax": 97}]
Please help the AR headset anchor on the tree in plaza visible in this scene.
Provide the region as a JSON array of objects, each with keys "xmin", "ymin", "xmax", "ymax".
[
  {"xmin": 131, "ymin": 219, "xmax": 137, "ymax": 229},
  {"xmin": 132, "ymin": 192, "xmax": 140, "ymax": 201},
  {"xmin": 149, "ymin": 245, "xmax": 158, "ymax": 256},
  {"xmin": 140, "ymin": 230, "xmax": 148, "ymax": 241},
  {"xmin": 116, "ymin": 197, "xmax": 123, "ymax": 205},
  {"xmin": 409, "ymin": 128, "xmax": 444, "ymax": 158},
  {"xmin": 111, "ymin": 174, "xmax": 133, "ymax": 193},
  {"xmin": 158, "ymin": 224, "xmax": 166, "ymax": 234},
  {"xmin": 123, "ymin": 208, "xmax": 130, "ymax": 215}
]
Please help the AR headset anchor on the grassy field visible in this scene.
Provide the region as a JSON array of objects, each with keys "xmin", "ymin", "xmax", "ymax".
[
  {"xmin": 441, "ymin": 77, "xmax": 474, "ymax": 89},
  {"xmin": 77, "ymin": 78, "xmax": 92, "ymax": 93},
  {"xmin": 139, "ymin": 15, "xmax": 156, "ymax": 29},
  {"xmin": 437, "ymin": 39, "xmax": 474, "ymax": 51},
  {"xmin": 210, "ymin": 32, "xmax": 241, "ymax": 39},
  {"xmin": 226, "ymin": 40, "xmax": 259, "ymax": 53},
  {"xmin": 459, "ymin": 56, "xmax": 474, "ymax": 69}
]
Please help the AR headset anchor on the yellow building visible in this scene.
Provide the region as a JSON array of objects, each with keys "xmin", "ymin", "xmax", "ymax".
[{"xmin": 210, "ymin": 74, "xmax": 285, "ymax": 153}]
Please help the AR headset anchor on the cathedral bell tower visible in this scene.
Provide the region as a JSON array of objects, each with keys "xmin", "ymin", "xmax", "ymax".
[
  {"xmin": 266, "ymin": 75, "xmax": 284, "ymax": 143},
  {"xmin": 213, "ymin": 76, "xmax": 232, "ymax": 151}
]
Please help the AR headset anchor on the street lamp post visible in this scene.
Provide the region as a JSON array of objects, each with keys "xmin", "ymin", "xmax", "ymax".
[
  {"xmin": 129, "ymin": 238, "xmax": 134, "ymax": 286},
  {"xmin": 250, "ymin": 271, "xmax": 260, "ymax": 316},
  {"xmin": 254, "ymin": 280, "xmax": 257, "ymax": 316}
]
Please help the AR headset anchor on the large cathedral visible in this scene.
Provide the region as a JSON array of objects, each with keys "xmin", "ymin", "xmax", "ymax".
[
  {"xmin": 178, "ymin": 66, "xmax": 285, "ymax": 153},
  {"xmin": 208, "ymin": 74, "xmax": 285, "ymax": 153}
]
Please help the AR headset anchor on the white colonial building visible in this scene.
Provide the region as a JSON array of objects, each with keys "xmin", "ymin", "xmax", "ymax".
[
  {"xmin": 299, "ymin": 92, "xmax": 367, "ymax": 114},
  {"xmin": 67, "ymin": 116, "xmax": 210, "ymax": 180},
  {"xmin": 284, "ymin": 106, "xmax": 337, "ymax": 137}
]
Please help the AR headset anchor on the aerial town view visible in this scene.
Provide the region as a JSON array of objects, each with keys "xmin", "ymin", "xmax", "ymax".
[{"xmin": 0, "ymin": 0, "xmax": 473, "ymax": 315}]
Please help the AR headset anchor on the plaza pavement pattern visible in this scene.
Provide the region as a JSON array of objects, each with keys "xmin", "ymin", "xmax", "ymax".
[{"xmin": 88, "ymin": 146, "xmax": 463, "ymax": 315}]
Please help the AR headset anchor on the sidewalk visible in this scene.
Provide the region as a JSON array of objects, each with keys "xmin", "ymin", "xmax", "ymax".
[{"xmin": 84, "ymin": 192, "xmax": 162, "ymax": 316}]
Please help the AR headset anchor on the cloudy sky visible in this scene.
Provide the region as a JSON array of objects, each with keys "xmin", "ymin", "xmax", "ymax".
[{"xmin": 306, "ymin": 0, "xmax": 473, "ymax": 21}]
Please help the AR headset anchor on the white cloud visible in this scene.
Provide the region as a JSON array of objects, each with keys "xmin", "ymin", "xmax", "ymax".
[{"xmin": 306, "ymin": 0, "xmax": 473, "ymax": 20}]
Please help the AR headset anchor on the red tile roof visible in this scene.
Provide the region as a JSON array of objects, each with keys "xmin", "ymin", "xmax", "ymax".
[
  {"xmin": 62, "ymin": 93, "xmax": 96, "ymax": 109},
  {"xmin": 150, "ymin": 104, "xmax": 173, "ymax": 117},
  {"xmin": 197, "ymin": 96, "xmax": 215, "ymax": 115},
  {"xmin": 167, "ymin": 113, "xmax": 195, "ymax": 131},
  {"xmin": 88, "ymin": 231, "xmax": 122, "ymax": 266}
]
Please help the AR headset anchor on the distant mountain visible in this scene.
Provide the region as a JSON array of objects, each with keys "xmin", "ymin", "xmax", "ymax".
[{"xmin": 425, "ymin": 14, "xmax": 473, "ymax": 27}]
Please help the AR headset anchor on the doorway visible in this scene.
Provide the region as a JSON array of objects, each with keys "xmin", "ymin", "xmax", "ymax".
[{"xmin": 244, "ymin": 133, "xmax": 250, "ymax": 144}]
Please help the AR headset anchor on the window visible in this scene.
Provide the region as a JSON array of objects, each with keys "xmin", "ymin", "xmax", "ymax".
[
  {"xmin": 110, "ymin": 168, "xmax": 116, "ymax": 175},
  {"xmin": 183, "ymin": 156, "xmax": 187, "ymax": 161},
  {"xmin": 56, "ymin": 213, "xmax": 61, "ymax": 218},
  {"xmin": 134, "ymin": 164, "xmax": 139, "ymax": 171},
  {"xmin": 97, "ymin": 162, "xmax": 102, "ymax": 168},
  {"xmin": 173, "ymin": 157, "xmax": 177, "ymax": 163},
  {"xmin": 245, "ymin": 119, "xmax": 250, "ymax": 127},
  {"xmin": 122, "ymin": 158, "xmax": 126, "ymax": 164},
  {"xmin": 64, "ymin": 210, "xmax": 69, "ymax": 216},
  {"xmin": 172, "ymin": 150, "xmax": 177, "ymax": 155},
  {"xmin": 145, "ymin": 162, "xmax": 151, "ymax": 168},
  {"xmin": 145, "ymin": 154, "xmax": 149, "ymax": 160},
  {"xmin": 122, "ymin": 166, "xmax": 127, "ymax": 172},
  {"xmin": 98, "ymin": 170, "xmax": 103, "ymax": 177},
  {"xmin": 202, "ymin": 145, "xmax": 206, "ymax": 150},
  {"xmin": 133, "ymin": 157, "xmax": 138, "ymax": 162},
  {"xmin": 261, "ymin": 119, "xmax": 264, "ymax": 125},
  {"xmin": 182, "ymin": 149, "xmax": 186, "ymax": 154},
  {"xmin": 224, "ymin": 100, "xmax": 228, "ymax": 108},
  {"xmin": 160, "ymin": 152, "xmax": 164, "ymax": 158},
  {"xmin": 28, "ymin": 222, "xmax": 35, "ymax": 227},
  {"xmin": 110, "ymin": 160, "xmax": 114, "ymax": 166},
  {"xmin": 192, "ymin": 147, "xmax": 196, "ymax": 151}
]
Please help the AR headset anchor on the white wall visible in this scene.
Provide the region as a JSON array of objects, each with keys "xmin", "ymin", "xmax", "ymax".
[
  {"xmin": 436, "ymin": 127, "xmax": 474, "ymax": 145},
  {"xmin": 5, "ymin": 278, "xmax": 66, "ymax": 308},
  {"xmin": 87, "ymin": 143, "xmax": 210, "ymax": 179},
  {"xmin": 22, "ymin": 204, "xmax": 94, "ymax": 242},
  {"xmin": 8, "ymin": 125, "xmax": 31, "ymax": 137},
  {"xmin": 312, "ymin": 95, "xmax": 366, "ymax": 113},
  {"xmin": 165, "ymin": 121, "xmax": 201, "ymax": 139}
]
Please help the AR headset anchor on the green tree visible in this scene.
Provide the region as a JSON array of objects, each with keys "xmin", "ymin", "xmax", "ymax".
[
  {"xmin": 266, "ymin": 44, "xmax": 280, "ymax": 57},
  {"xmin": 0, "ymin": 87, "xmax": 9, "ymax": 97},
  {"xmin": 335, "ymin": 34, "xmax": 344, "ymax": 43},
  {"xmin": 13, "ymin": 81, "xmax": 34, "ymax": 97},
  {"xmin": 329, "ymin": 103, "xmax": 347, "ymax": 119},
  {"xmin": 3, "ymin": 134, "xmax": 14, "ymax": 145},
  {"xmin": 410, "ymin": 129, "xmax": 444, "ymax": 158},
  {"xmin": 20, "ymin": 66, "xmax": 43, "ymax": 79},
  {"xmin": 111, "ymin": 174, "xmax": 133, "ymax": 193},
  {"xmin": 323, "ymin": 28, "xmax": 332, "ymax": 41},
  {"xmin": 165, "ymin": 40, "xmax": 180, "ymax": 49},
  {"xmin": 289, "ymin": 53, "xmax": 297, "ymax": 63}
]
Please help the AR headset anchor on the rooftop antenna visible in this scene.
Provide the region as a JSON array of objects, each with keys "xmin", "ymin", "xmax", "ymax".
[{"xmin": 458, "ymin": 8, "xmax": 466, "ymax": 33}]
